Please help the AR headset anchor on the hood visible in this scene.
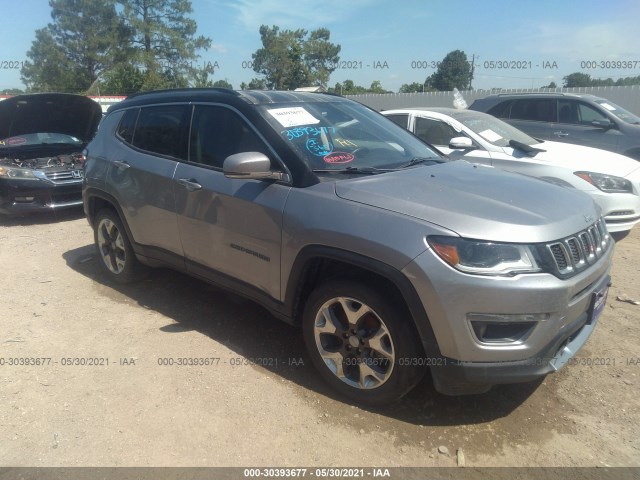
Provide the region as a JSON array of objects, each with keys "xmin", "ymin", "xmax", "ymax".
[
  {"xmin": 335, "ymin": 161, "xmax": 601, "ymax": 243},
  {"xmin": 506, "ymin": 140, "xmax": 640, "ymax": 178},
  {"xmin": 0, "ymin": 93, "xmax": 102, "ymax": 143}
]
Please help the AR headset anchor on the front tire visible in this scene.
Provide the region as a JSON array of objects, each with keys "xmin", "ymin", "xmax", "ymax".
[
  {"xmin": 94, "ymin": 208, "xmax": 143, "ymax": 284},
  {"xmin": 302, "ymin": 279, "xmax": 425, "ymax": 406}
]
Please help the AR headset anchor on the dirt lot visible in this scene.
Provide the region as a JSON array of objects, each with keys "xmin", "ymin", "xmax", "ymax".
[{"xmin": 1, "ymin": 209, "xmax": 639, "ymax": 469}]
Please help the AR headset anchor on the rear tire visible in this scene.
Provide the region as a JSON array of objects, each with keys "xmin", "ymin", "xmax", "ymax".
[
  {"xmin": 302, "ymin": 279, "xmax": 425, "ymax": 406},
  {"xmin": 94, "ymin": 208, "xmax": 143, "ymax": 284}
]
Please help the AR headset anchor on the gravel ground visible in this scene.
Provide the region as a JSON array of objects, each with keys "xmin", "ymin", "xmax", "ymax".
[{"xmin": 0, "ymin": 209, "xmax": 639, "ymax": 470}]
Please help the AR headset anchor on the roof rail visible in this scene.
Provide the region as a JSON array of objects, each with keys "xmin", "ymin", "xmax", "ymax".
[{"xmin": 126, "ymin": 87, "xmax": 240, "ymax": 99}]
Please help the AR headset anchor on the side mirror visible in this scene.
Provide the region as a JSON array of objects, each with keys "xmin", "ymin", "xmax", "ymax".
[
  {"xmin": 449, "ymin": 136, "xmax": 476, "ymax": 150},
  {"xmin": 591, "ymin": 119, "xmax": 614, "ymax": 130},
  {"xmin": 223, "ymin": 152, "xmax": 290, "ymax": 182}
]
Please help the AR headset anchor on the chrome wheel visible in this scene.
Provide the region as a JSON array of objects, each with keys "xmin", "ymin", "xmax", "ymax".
[
  {"xmin": 97, "ymin": 218, "xmax": 126, "ymax": 274},
  {"xmin": 313, "ymin": 296, "xmax": 395, "ymax": 389}
]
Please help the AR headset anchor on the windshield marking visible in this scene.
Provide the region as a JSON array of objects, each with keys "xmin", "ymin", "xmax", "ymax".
[
  {"xmin": 267, "ymin": 106, "xmax": 320, "ymax": 127},
  {"xmin": 335, "ymin": 137, "xmax": 358, "ymax": 148},
  {"xmin": 307, "ymin": 137, "xmax": 333, "ymax": 156},
  {"xmin": 324, "ymin": 152, "xmax": 354, "ymax": 164},
  {"xmin": 282, "ymin": 126, "xmax": 335, "ymax": 141}
]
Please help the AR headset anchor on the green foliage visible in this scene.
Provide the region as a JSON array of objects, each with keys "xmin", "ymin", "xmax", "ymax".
[
  {"xmin": 426, "ymin": 50, "xmax": 472, "ymax": 91},
  {"xmin": 21, "ymin": 0, "xmax": 128, "ymax": 92},
  {"xmin": 328, "ymin": 79, "xmax": 391, "ymax": 95},
  {"xmin": 100, "ymin": 64, "xmax": 145, "ymax": 94},
  {"xmin": 119, "ymin": 0, "xmax": 212, "ymax": 90},
  {"xmin": 240, "ymin": 78, "xmax": 268, "ymax": 90},
  {"xmin": 399, "ymin": 82, "xmax": 435, "ymax": 93},
  {"xmin": 251, "ymin": 25, "xmax": 340, "ymax": 90},
  {"xmin": 563, "ymin": 72, "xmax": 640, "ymax": 88},
  {"xmin": 212, "ymin": 79, "xmax": 233, "ymax": 89},
  {"xmin": 22, "ymin": 0, "xmax": 212, "ymax": 94},
  {"xmin": 563, "ymin": 72, "xmax": 593, "ymax": 87},
  {"xmin": 541, "ymin": 81, "xmax": 557, "ymax": 89}
]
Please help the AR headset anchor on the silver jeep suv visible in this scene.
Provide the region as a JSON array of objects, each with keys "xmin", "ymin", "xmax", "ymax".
[{"xmin": 83, "ymin": 89, "xmax": 613, "ymax": 405}]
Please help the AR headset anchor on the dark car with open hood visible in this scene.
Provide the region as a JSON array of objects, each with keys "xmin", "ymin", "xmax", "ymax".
[{"xmin": 0, "ymin": 93, "xmax": 102, "ymax": 215}]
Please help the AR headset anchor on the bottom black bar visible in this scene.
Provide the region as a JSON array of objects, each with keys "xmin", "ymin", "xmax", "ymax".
[{"xmin": 1, "ymin": 467, "xmax": 639, "ymax": 480}]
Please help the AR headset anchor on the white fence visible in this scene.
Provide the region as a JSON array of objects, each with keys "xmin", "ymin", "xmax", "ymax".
[{"xmin": 347, "ymin": 85, "xmax": 640, "ymax": 115}]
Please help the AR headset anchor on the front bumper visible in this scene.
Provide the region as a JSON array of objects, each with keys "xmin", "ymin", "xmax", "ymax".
[
  {"xmin": 0, "ymin": 178, "xmax": 83, "ymax": 215},
  {"xmin": 402, "ymin": 237, "xmax": 613, "ymax": 393},
  {"xmin": 429, "ymin": 273, "xmax": 610, "ymax": 394},
  {"xmin": 589, "ymin": 190, "xmax": 640, "ymax": 233}
]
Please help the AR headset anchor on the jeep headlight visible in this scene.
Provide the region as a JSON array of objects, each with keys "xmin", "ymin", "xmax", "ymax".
[
  {"xmin": 574, "ymin": 171, "xmax": 633, "ymax": 194},
  {"xmin": 0, "ymin": 166, "xmax": 39, "ymax": 180},
  {"xmin": 428, "ymin": 236, "xmax": 541, "ymax": 276}
]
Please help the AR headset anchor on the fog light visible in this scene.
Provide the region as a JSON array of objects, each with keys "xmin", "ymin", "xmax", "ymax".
[
  {"xmin": 14, "ymin": 196, "xmax": 35, "ymax": 202},
  {"xmin": 467, "ymin": 313, "xmax": 549, "ymax": 344}
]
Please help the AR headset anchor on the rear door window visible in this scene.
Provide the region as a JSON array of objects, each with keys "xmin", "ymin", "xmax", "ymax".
[
  {"xmin": 132, "ymin": 105, "xmax": 190, "ymax": 160},
  {"xmin": 509, "ymin": 99, "xmax": 556, "ymax": 122}
]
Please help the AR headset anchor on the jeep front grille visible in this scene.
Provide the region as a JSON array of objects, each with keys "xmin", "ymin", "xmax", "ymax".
[{"xmin": 545, "ymin": 218, "xmax": 610, "ymax": 277}]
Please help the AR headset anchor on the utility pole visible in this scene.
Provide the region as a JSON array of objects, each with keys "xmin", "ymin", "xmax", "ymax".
[{"xmin": 468, "ymin": 54, "xmax": 475, "ymax": 90}]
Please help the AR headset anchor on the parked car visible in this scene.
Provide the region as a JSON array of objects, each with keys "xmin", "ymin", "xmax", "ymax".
[
  {"xmin": 382, "ymin": 107, "xmax": 640, "ymax": 234},
  {"xmin": 0, "ymin": 93, "xmax": 102, "ymax": 215},
  {"xmin": 83, "ymin": 88, "xmax": 612, "ymax": 405},
  {"xmin": 469, "ymin": 92, "xmax": 640, "ymax": 160}
]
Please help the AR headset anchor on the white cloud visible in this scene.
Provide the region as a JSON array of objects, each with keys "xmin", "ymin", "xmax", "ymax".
[
  {"xmin": 518, "ymin": 22, "xmax": 640, "ymax": 61},
  {"xmin": 210, "ymin": 43, "xmax": 228, "ymax": 53},
  {"xmin": 224, "ymin": 0, "xmax": 380, "ymax": 30}
]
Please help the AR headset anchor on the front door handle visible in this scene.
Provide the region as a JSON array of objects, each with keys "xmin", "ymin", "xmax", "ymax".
[
  {"xmin": 113, "ymin": 160, "xmax": 131, "ymax": 169},
  {"xmin": 553, "ymin": 131, "xmax": 569, "ymax": 137},
  {"xmin": 177, "ymin": 178, "xmax": 203, "ymax": 191}
]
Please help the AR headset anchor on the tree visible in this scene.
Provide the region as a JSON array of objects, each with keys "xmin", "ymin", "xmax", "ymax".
[
  {"xmin": 368, "ymin": 80, "xmax": 389, "ymax": 94},
  {"xmin": 563, "ymin": 72, "xmax": 593, "ymax": 87},
  {"xmin": 21, "ymin": 0, "xmax": 128, "ymax": 93},
  {"xmin": 251, "ymin": 25, "xmax": 340, "ymax": 90},
  {"xmin": 302, "ymin": 28, "xmax": 341, "ymax": 87},
  {"xmin": 240, "ymin": 78, "xmax": 268, "ymax": 90},
  {"xmin": 328, "ymin": 80, "xmax": 391, "ymax": 95},
  {"xmin": 212, "ymin": 79, "xmax": 233, "ymax": 89},
  {"xmin": 399, "ymin": 82, "xmax": 433, "ymax": 93},
  {"xmin": 426, "ymin": 50, "xmax": 472, "ymax": 91},
  {"xmin": 542, "ymin": 81, "xmax": 557, "ymax": 89},
  {"xmin": 119, "ymin": 0, "xmax": 212, "ymax": 90},
  {"xmin": 101, "ymin": 64, "xmax": 145, "ymax": 94}
]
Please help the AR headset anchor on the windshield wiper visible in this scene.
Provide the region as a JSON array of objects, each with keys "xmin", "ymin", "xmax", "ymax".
[
  {"xmin": 508, "ymin": 140, "xmax": 546, "ymax": 156},
  {"xmin": 399, "ymin": 157, "xmax": 445, "ymax": 168},
  {"xmin": 312, "ymin": 166, "xmax": 392, "ymax": 174}
]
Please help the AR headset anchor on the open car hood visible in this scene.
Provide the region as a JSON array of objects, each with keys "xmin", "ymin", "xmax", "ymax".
[{"xmin": 0, "ymin": 93, "xmax": 102, "ymax": 143}]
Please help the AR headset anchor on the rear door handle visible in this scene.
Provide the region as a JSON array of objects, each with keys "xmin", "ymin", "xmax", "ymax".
[
  {"xmin": 177, "ymin": 178, "xmax": 203, "ymax": 191},
  {"xmin": 113, "ymin": 160, "xmax": 131, "ymax": 169},
  {"xmin": 553, "ymin": 131, "xmax": 569, "ymax": 137}
]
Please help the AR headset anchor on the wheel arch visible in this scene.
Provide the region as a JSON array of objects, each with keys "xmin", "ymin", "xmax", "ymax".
[{"xmin": 285, "ymin": 245, "xmax": 441, "ymax": 358}]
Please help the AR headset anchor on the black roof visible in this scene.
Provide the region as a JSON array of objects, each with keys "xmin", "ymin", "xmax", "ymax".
[{"xmin": 108, "ymin": 88, "xmax": 346, "ymax": 113}]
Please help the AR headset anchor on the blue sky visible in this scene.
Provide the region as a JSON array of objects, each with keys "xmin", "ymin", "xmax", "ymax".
[{"xmin": 1, "ymin": 0, "xmax": 639, "ymax": 92}]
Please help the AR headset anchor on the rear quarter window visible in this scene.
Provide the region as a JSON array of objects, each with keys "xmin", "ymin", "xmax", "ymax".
[{"xmin": 116, "ymin": 108, "xmax": 139, "ymax": 144}]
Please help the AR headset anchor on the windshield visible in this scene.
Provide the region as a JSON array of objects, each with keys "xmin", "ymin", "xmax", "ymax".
[
  {"xmin": 0, "ymin": 132, "xmax": 83, "ymax": 148},
  {"xmin": 259, "ymin": 101, "xmax": 443, "ymax": 171},
  {"xmin": 447, "ymin": 110, "xmax": 539, "ymax": 147},
  {"xmin": 594, "ymin": 99, "xmax": 640, "ymax": 124}
]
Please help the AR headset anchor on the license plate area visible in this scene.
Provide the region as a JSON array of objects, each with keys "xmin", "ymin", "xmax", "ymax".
[{"xmin": 587, "ymin": 280, "xmax": 609, "ymax": 325}]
